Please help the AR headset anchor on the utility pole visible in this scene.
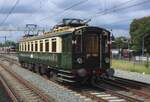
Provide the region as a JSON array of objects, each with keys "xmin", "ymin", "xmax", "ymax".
[
  {"xmin": 142, "ymin": 36, "xmax": 145, "ymax": 57},
  {"xmin": 141, "ymin": 34, "xmax": 149, "ymax": 67},
  {"xmin": 4, "ymin": 36, "xmax": 6, "ymax": 53},
  {"xmin": 142, "ymin": 34, "xmax": 147, "ymax": 57}
]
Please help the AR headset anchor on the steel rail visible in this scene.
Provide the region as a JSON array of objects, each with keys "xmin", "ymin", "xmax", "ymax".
[
  {"xmin": 0, "ymin": 60, "xmax": 54, "ymax": 102},
  {"xmin": 2, "ymin": 54, "xmax": 148, "ymax": 102},
  {"xmin": 0, "ymin": 76, "xmax": 18, "ymax": 102},
  {"xmin": 92, "ymin": 80, "xmax": 143, "ymax": 102}
]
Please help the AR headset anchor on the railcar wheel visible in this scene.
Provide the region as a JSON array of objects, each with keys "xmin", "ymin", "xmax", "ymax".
[
  {"xmin": 40, "ymin": 67, "xmax": 46, "ymax": 75},
  {"xmin": 24, "ymin": 63, "xmax": 29, "ymax": 69},
  {"xmin": 31, "ymin": 64, "xmax": 35, "ymax": 72},
  {"xmin": 49, "ymin": 71, "xmax": 57, "ymax": 81},
  {"xmin": 46, "ymin": 69, "xmax": 50, "ymax": 77},
  {"xmin": 21, "ymin": 62, "xmax": 25, "ymax": 68},
  {"xmin": 22, "ymin": 63, "xmax": 26, "ymax": 68},
  {"xmin": 35, "ymin": 66, "xmax": 40, "ymax": 74},
  {"xmin": 28, "ymin": 63, "xmax": 32, "ymax": 70}
]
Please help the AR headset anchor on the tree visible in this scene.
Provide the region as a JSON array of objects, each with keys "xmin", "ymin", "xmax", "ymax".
[
  {"xmin": 3, "ymin": 40, "xmax": 16, "ymax": 47},
  {"xmin": 112, "ymin": 36, "xmax": 129, "ymax": 49},
  {"xmin": 0, "ymin": 42, "xmax": 4, "ymax": 47},
  {"xmin": 130, "ymin": 16, "xmax": 150, "ymax": 54}
]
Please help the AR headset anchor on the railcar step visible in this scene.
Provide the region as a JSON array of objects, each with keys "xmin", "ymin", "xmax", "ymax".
[
  {"xmin": 58, "ymin": 77, "xmax": 76, "ymax": 83},
  {"xmin": 59, "ymin": 69, "xmax": 72, "ymax": 73},
  {"xmin": 58, "ymin": 73, "xmax": 75, "ymax": 78}
]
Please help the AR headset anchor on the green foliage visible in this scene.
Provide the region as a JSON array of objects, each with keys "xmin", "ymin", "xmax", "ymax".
[
  {"xmin": 130, "ymin": 16, "xmax": 150, "ymax": 53},
  {"xmin": 112, "ymin": 60, "xmax": 150, "ymax": 74},
  {"xmin": 112, "ymin": 36, "xmax": 129, "ymax": 49},
  {"xmin": 0, "ymin": 40, "xmax": 16, "ymax": 47},
  {"xmin": 5, "ymin": 40, "xmax": 16, "ymax": 46},
  {"xmin": 0, "ymin": 43, "xmax": 3, "ymax": 47}
]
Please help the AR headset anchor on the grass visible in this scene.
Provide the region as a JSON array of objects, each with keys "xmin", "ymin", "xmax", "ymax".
[{"xmin": 112, "ymin": 60, "xmax": 150, "ymax": 74}]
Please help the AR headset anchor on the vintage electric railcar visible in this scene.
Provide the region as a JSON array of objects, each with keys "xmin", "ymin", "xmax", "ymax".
[{"xmin": 18, "ymin": 19, "xmax": 114, "ymax": 83}]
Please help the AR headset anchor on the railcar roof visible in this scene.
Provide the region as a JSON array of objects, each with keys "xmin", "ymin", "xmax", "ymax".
[
  {"xmin": 19, "ymin": 26, "xmax": 109, "ymax": 42},
  {"xmin": 19, "ymin": 31, "xmax": 73, "ymax": 42}
]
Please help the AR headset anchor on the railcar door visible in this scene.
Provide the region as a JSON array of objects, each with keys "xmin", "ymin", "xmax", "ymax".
[
  {"xmin": 72, "ymin": 28, "xmax": 101, "ymax": 69},
  {"xmin": 83, "ymin": 33, "xmax": 100, "ymax": 68}
]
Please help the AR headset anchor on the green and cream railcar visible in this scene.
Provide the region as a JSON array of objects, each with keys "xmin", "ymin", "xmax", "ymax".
[{"xmin": 18, "ymin": 19, "xmax": 114, "ymax": 83}]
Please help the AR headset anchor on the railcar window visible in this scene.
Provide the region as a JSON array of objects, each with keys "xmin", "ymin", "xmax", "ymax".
[
  {"xmin": 104, "ymin": 34, "xmax": 109, "ymax": 53},
  {"xmin": 22, "ymin": 43, "xmax": 24, "ymax": 51},
  {"xmin": 26, "ymin": 42, "xmax": 28, "ymax": 51},
  {"xmin": 85, "ymin": 34, "xmax": 99, "ymax": 54},
  {"xmin": 23, "ymin": 43, "xmax": 25, "ymax": 51},
  {"xmin": 75, "ymin": 35, "xmax": 82, "ymax": 53},
  {"xmin": 35, "ymin": 41, "xmax": 38, "ymax": 51},
  {"xmin": 25, "ymin": 43, "xmax": 26, "ymax": 51},
  {"xmin": 45, "ymin": 40, "xmax": 49, "ymax": 52},
  {"xmin": 21, "ymin": 43, "xmax": 22, "ymax": 51},
  {"xmin": 28, "ymin": 42, "xmax": 30, "ymax": 51},
  {"xmin": 31, "ymin": 42, "xmax": 33, "ymax": 51},
  {"xmin": 52, "ymin": 39, "xmax": 56, "ymax": 52},
  {"xmin": 22, "ymin": 43, "xmax": 23, "ymax": 51},
  {"xmin": 63, "ymin": 36, "xmax": 71, "ymax": 52},
  {"xmin": 40, "ymin": 40, "xmax": 43, "ymax": 52},
  {"xmin": 19, "ymin": 44, "xmax": 20, "ymax": 51}
]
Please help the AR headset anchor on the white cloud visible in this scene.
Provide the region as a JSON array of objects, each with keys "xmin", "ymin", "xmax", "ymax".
[
  {"xmin": 0, "ymin": 0, "xmax": 149, "ymax": 42},
  {"xmin": 112, "ymin": 29, "xmax": 130, "ymax": 37}
]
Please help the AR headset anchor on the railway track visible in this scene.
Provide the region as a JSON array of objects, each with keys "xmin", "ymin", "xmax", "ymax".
[
  {"xmin": 0, "ymin": 59, "xmax": 54, "ymax": 102},
  {"xmin": 101, "ymin": 77, "xmax": 150, "ymax": 99},
  {"xmin": 89, "ymin": 76, "xmax": 150, "ymax": 102},
  {"xmin": 1, "ymin": 55, "xmax": 150, "ymax": 102},
  {"xmin": 91, "ymin": 81, "xmax": 144, "ymax": 102}
]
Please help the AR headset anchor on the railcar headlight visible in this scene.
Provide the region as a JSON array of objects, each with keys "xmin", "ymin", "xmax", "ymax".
[
  {"xmin": 77, "ymin": 58, "xmax": 83, "ymax": 64},
  {"xmin": 105, "ymin": 57, "xmax": 110, "ymax": 63},
  {"xmin": 77, "ymin": 69, "xmax": 86, "ymax": 77}
]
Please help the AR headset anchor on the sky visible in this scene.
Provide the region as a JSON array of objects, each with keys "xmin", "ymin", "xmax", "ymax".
[{"xmin": 0, "ymin": 0, "xmax": 150, "ymax": 42}]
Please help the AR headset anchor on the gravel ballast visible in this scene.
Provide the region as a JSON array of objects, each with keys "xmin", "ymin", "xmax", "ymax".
[
  {"xmin": 114, "ymin": 69, "xmax": 150, "ymax": 84},
  {"xmin": 4, "ymin": 54, "xmax": 150, "ymax": 84},
  {"xmin": 1, "ymin": 54, "xmax": 150, "ymax": 100},
  {"xmin": 1, "ymin": 59, "xmax": 94, "ymax": 102}
]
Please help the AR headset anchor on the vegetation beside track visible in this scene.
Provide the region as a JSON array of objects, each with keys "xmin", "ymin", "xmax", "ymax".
[{"xmin": 112, "ymin": 60, "xmax": 150, "ymax": 74}]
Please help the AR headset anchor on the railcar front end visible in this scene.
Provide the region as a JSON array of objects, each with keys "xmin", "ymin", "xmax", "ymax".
[{"xmin": 58, "ymin": 27, "xmax": 114, "ymax": 83}]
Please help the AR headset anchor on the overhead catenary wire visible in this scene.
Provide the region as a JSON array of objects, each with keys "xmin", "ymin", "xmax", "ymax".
[
  {"xmin": 101, "ymin": 0, "xmax": 150, "ymax": 15},
  {"xmin": 38, "ymin": 0, "xmax": 149, "ymax": 25},
  {"xmin": 89, "ymin": 0, "xmax": 136, "ymax": 19},
  {"xmin": 97, "ymin": 0, "xmax": 136, "ymax": 14},
  {"xmin": 90, "ymin": 0, "xmax": 150, "ymax": 20},
  {"xmin": 0, "ymin": 0, "xmax": 5, "ymax": 15},
  {"xmin": 33, "ymin": 0, "xmax": 150, "ymax": 33},
  {"xmin": 2, "ymin": 0, "xmax": 147, "ymax": 30},
  {"xmin": 0, "ymin": 0, "xmax": 20, "ymax": 26},
  {"xmin": 38, "ymin": 0, "xmax": 89, "ymax": 22}
]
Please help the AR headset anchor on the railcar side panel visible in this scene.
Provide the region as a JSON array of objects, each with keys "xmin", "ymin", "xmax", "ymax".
[{"xmin": 18, "ymin": 52, "xmax": 72, "ymax": 69}]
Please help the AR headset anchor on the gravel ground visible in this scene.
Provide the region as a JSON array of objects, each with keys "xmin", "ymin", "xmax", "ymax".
[
  {"xmin": 0, "ymin": 53, "xmax": 18, "ymax": 61},
  {"xmin": 114, "ymin": 69, "xmax": 150, "ymax": 84},
  {"xmin": 1, "ymin": 54, "xmax": 150, "ymax": 99},
  {"xmin": 1, "ymin": 59, "xmax": 94, "ymax": 102},
  {"xmin": 0, "ymin": 81, "xmax": 12, "ymax": 102}
]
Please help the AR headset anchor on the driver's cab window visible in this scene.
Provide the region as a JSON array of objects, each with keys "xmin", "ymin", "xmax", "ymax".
[
  {"xmin": 103, "ymin": 31, "xmax": 109, "ymax": 53},
  {"xmin": 74, "ymin": 35, "xmax": 82, "ymax": 53},
  {"xmin": 85, "ymin": 34, "xmax": 99, "ymax": 54}
]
